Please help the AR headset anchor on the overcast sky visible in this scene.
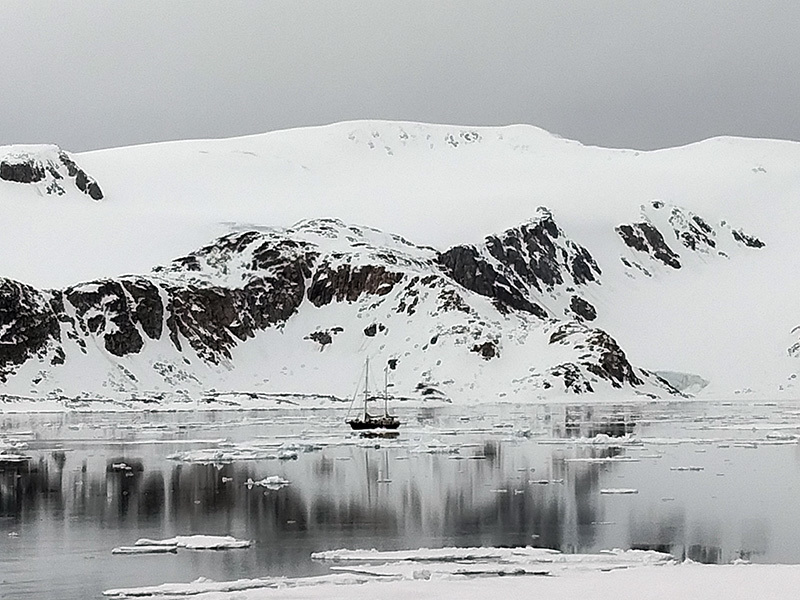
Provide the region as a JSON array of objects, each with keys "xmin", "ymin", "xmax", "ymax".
[{"xmin": 2, "ymin": 1, "xmax": 799, "ymax": 152}]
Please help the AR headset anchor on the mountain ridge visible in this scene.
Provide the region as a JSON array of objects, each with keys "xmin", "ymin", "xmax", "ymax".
[{"xmin": 0, "ymin": 213, "xmax": 684, "ymax": 402}]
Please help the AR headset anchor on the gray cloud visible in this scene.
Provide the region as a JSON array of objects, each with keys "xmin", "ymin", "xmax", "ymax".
[{"xmin": 2, "ymin": 1, "xmax": 799, "ymax": 151}]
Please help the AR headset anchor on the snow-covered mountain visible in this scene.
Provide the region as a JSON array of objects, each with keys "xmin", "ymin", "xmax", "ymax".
[
  {"xmin": 0, "ymin": 144, "xmax": 102, "ymax": 200},
  {"xmin": 0, "ymin": 214, "xmax": 679, "ymax": 401},
  {"xmin": 0, "ymin": 121, "xmax": 798, "ymax": 401}
]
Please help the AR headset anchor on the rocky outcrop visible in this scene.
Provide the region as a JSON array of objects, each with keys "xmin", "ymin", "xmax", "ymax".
[
  {"xmin": 440, "ymin": 207, "xmax": 600, "ymax": 318},
  {"xmin": 57, "ymin": 151, "xmax": 103, "ymax": 200},
  {"xmin": 0, "ymin": 145, "xmax": 103, "ymax": 200},
  {"xmin": 0, "ymin": 159, "xmax": 46, "ymax": 183},
  {"xmin": 569, "ymin": 295, "xmax": 597, "ymax": 321},
  {"xmin": 0, "ymin": 279, "xmax": 62, "ymax": 382},
  {"xmin": 548, "ymin": 321, "xmax": 643, "ymax": 389},
  {"xmin": 789, "ymin": 326, "xmax": 800, "ymax": 358},
  {"xmin": 731, "ymin": 229, "xmax": 765, "ymax": 248},
  {"xmin": 617, "ymin": 222, "xmax": 682, "ymax": 269},
  {"xmin": 307, "ymin": 263, "xmax": 403, "ymax": 307},
  {"xmin": 438, "ymin": 244, "xmax": 547, "ymax": 317},
  {"xmin": 617, "ymin": 202, "xmax": 765, "ymax": 273}
]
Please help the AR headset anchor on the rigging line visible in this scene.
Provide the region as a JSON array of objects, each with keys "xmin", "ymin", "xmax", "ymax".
[{"xmin": 344, "ymin": 359, "xmax": 368, "ymax": 420}]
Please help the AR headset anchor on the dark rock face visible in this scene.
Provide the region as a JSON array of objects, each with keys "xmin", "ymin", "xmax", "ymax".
[
  {"xmin": 0, "ymin": 279, "xmax": 61, "ymax": 382},
  {"xmin": 363, "ymin": 323, "xmax": 386, "ymax": 337},
  {"xmin": 569, "ymin": 295, "xmax": 597, "ymax": 321},
  {"xmin": 305, "ymin": 328, "xmax": 343, "ymax": 349},
  {"xmin": 307, "ymin": 263, "xmax": 403, "ymax": 307},
  {"xmin": 0, "ymin": 160, "xmax": 45, "ymax": 183},
  {"xmin": 616, "ymin": 222, "xmax": 681, "ymax": 269},
  {"xmin": 485, "ymin": 211, "xmax": 602, "ymax": 289},
  {"xmin": 789, "ymin": 326, "xmax": 800, "ymax": 358},
  {"xmin": 162, "ymin": 285, "xmax": 243, "ymax": 363},
  {"xmin": 0, "ymin": 148, "xmax": 103, "ymax": 200},
  {"xmin": 439, "ymin": 245, "xmax": 548, "ymax": 317},
  {"xmin": 161, "ymin": 275, "xmax": 309, "ymax": 364},
  {"xmin": 471, "ymin": 340, "xmax": 498, "ymax": 359},
  {"xmin": 306, "ymin": 331, "xmax": 332, "ymax": 347},
  {"xmin": 732, "ymin": 229, "xmax": 765, "ymax": 248},
  {"xmin": 619, "ymin": 204, "xmax": 765, "ymax": 275},
  {"xmin": 674, "ymin": 213, "xmax": 717, "ymax": 251},
  {"xmin": 440, "ymin": 208, "xmax": 599, "ymax": 318},
  {"xmin": 122, "ymin": 278, "xmax": 163, "ymax": 340},
  {"xmin": 58, "ymin": 152, "xmax": 103, "ymax": 200},
  {"xmin": 548, "ymin": 321, "xmax": 643, "ymax": 389},
  {"xmin": 64, "ymin": 280, "xmax": 145, "ymax": 357},
  {"xmin": 549, "ymin": 362, "xmax": 594, "ymax": 393},
  {"xmin": 584, "ymin": 329, "xmax": 643, "ymax": 387}
]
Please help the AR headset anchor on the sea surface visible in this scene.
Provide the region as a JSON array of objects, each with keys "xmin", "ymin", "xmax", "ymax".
[{"xmin": 2, "ymin": 399, "xmax": 800, "ymax": 599}]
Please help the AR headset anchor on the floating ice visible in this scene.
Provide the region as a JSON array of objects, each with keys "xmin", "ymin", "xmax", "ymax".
[
  {"xmin": 600, "ymin": 488, "xmax": 639, "ymax": 495},
  {"xmin": 0, "ymin": 438, "xmax": 30, "ymax": 462},
  {"xmin": 311, "ymin": 545, "xmax": 672, "ymax": 573},
  {"xmin": 245, "ymin": 476, "xmax": 290, "ymax": 490},
  {"xmin": 0, "ymin": 451, "xmax": 29, "ymax": 463},
  {"xmin": 409, "ymin": 439, "xmax": 460, "ymax": 454},
  {"xmin": 113, "ymin": 535, "xmax": 251, "ymax": 553},
  {"xmin": 111, "ymin": 545, "xmax": 178, "ymax": 555},
  {"xmin": 167, "ymin": 439, "xmax": 323, "ymax": 464},
  {"xmin": 565, "ymin": 456, "xmax": 639, "ymax": 463},
  {"xmin": 277, "ymin": 448, "xmax": 299, "ymax": 460}
]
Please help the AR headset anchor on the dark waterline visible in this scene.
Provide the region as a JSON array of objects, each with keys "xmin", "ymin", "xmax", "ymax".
[{"xmin": 2, "ymin": 401, "xmax": 800, "ymax": 599}]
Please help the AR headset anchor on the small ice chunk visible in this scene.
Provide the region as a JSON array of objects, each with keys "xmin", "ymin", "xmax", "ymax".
[
  {"xmin": 245, "ymin": 476, "xmax": 290, "ymax": 490},
  {"xmin": 277, "ymin": 449, "xmax": 299, "ymax": 460},
  {"xmin": 413, "ymin": 569, "xmax": 432, "ymax": 580},
  {"xmin": 112, "ymin": 545, "xmax": 178, "ymax": 555}
]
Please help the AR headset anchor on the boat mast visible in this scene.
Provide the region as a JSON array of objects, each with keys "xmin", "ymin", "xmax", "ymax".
[
  {"xmin": 364, "ymin": 358, "xmax": 370, "ymax": 419},
  {"xmin": 383, "ymin": 364, "xmax": 389, "ymax": 417}
]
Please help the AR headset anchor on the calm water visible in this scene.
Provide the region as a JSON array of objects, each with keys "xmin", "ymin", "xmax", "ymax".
[{"xmin": 2, "ymin": 400, "xmax": 800, "ymax": 599}]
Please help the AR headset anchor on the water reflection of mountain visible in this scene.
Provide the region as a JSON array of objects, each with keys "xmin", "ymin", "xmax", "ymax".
[
  {"xmin": 1, "ymin": 444, "xmax": 616, "ymax": 560},
  {"xmin": 0, "ymin": 403, "xmax": 780, "ymax": 570}
]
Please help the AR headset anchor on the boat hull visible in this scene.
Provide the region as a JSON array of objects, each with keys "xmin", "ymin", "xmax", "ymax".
[{"xmin": 347, "ymin": 417, "xmax": 400, "ymax": 430}]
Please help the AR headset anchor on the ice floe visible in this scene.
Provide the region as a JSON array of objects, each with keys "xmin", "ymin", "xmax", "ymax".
[
  {"xmin": 0, "ymin": 438, "xmax": 30, "ymax": 463},
  {"xmin": 167, "ymin": 441, "xmax": 314, "ymax": 464},
  {"xmin": 564, "ymin": 456, "xmax": 639, "ymax": 463},
  {"xmin": 112, "ymin": 535, "xmax": 251, "ymax": 554},
  {"xmin": 245, "ymin": 476, "xmax": 290, "ymax": 490},
  {"xmin": 310, "ymin": 545, "xmax": 671, "ymax": 568}
]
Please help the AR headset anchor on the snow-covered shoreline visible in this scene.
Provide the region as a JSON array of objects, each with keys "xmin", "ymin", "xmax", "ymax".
[{"xmin": 2, "ymin": 392, "xmax": 799, "ymax": 415}]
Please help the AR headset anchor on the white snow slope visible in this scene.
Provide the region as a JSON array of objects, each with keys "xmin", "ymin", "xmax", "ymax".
[{"xmin": 1, "ymin": 121, "xmax": 799, "ymax": 400}]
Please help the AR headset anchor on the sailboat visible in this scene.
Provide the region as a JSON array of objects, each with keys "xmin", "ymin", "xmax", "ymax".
[{"xmin": 346, "ymin": 359, "xmax": 400, "ymax": 430}]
